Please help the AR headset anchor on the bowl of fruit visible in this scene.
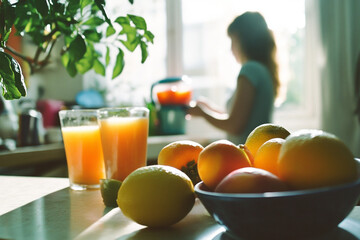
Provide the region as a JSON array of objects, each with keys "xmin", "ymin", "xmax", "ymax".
[
  {"xmin": 194, "ymin": 124, "xmax": 360, "ymax": 240},
  {"xmin": 195, "ymin": 174, "xmax": 360, "ymax": 240}
]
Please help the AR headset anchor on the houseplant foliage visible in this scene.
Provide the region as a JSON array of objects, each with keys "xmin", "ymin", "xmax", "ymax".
[{"xmin": 0, "ymin": 0, "xmax": 154, "ymax": 100}]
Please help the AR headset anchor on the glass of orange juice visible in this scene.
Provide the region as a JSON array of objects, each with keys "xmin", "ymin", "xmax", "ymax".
[
  {"xmin": 97, "ymin": 107, "xmax": 149, "ymax": 181},
  {"xmin": 59, "ymin": 109, "xmax": 105, "ymax": 190}
]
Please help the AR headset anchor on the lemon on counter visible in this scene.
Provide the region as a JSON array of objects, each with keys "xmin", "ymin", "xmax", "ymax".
[{"xmin": 117, "ymin": 165, "xmax": 195, "ymax": 228}]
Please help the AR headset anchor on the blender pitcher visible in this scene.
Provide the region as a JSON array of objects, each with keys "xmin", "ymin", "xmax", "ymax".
[{"xmin": 150, "ymin": 76, "xmax": 192, "ymax": 135}]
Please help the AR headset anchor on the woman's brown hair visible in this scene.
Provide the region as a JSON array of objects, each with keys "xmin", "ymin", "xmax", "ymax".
[{"xmin": 227, "ymin": 12, "xmax": 280, "ymax": 97}]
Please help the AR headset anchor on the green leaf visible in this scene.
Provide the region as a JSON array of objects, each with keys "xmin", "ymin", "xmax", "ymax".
[
  {"xmin": 0, "ymin": 1, "xmax": 16, "ymax": 37},
  {"xmin": 140, "ymin": 41, "xmax": 148, "ymax": 63},
  {"xmin": 61, "ymin": 52, "xmax": 70, "ymax": 67},
  {"xmin": 56, "ymin": 21, "xmax": 73, "ymax": 35},
  {"xmin": 35, "ymin": 0, "xmax": 50, "ymax": 17},
  {"xmin": 128, "ymin": 0, "xmax": 134, "ymax": 4},
  {"xmin": 0, "ymin": 52, "xmax": 26, "ymax": 100},
  {"xmin": 83, "ymin": 29, "xmax": 101, "ymax": 42},
  {"xmin": 144, "ymin": 30, "xmax": 155, "ymax": 43},
  {"xmin": 120, "ymin": 37, "xmax": 140, "ymax": 52},
  {"xmin": 66, "ymin": 0, "xmax": 81, "ymax": 15},
  {"xmin": 75, "ymin": 42, "xmax": 95, "ymax": 74},
  {"xmin": 93, "ymin": 59, "xmax": 105, "ymax": 76},
  {"xmin": 2, "ymin": 29, "xmax": 12, "ymax": 42},
  {"xmin": 112, "ymin": 49, "xmax": 124, "ymax": 79},
  {"xmin": 24, "ymin": 18, "xmax": 33, "ymax": 33},
  {"xmin": 106, "ymin": 25, "xmax": 116, "ymax": 37},
  {"xmin": 105, "ymin": 47, "xmax": 110, "ymax": 66},
  {"xmin": 66, "ymin": 60, "xmax": 78, "ymax": 77},
  {"xmin": 94, "ymin": 0, "xmax": 112, "ymax": 26},
  {"xmin": 119, "ymin": 24, "xmax": 139, "ymax": 52},
  {"xmin": 75, "ymin": 55, "xmax": 94, "ymax": 74},
  {"xmin": 68, "ymin": 34, "xmax": 86, "ymax": 61},
  {"xmin": 115, "ymin": 16, "xmax": 130, "ymax": 26},
  {"xmin": 7, "ymin": 54, "xmax": 26, "ymax": 97},
  {"xmin": 82, "ymin": 16, "xmax": 105, "ymax": 26},
  {"xmin": 120, "ymin": 24, "xmax": 137, "ymax": 36},
  {"xmin": 51, "ymin": 2, "xmax": 66, "ymax": 15},
  {"xmin": 76, "ymin": 60, "xmax": 93, "ymax": 74},
  {"xmin": 128, "ymin": 14, "xmax": 147, "ymax": 30},
  {"xmin": 80, "ymin": 0, "xmax": 92, "ymax": 9},
  {"xmin": 0, "ymin": 53, "xmax": 17, "ymax": 96},
  {"xmin": 13, "ymin": 5, "xmax": 29, "ymax": 33}
]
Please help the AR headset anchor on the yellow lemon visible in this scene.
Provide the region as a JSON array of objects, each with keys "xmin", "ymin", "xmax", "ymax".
[
  {"xmin": 117, "ymin": 165, "xmax": 195, "ymax": 227},
  {"xmin": 245, "ymin": 123, "xmax": 290, "ymax": 158}
]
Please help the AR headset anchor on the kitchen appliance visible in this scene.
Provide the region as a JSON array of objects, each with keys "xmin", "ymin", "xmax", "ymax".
[
  {"xmin": 18, "ymin": 109, "xmax": 45, "ymax": 146},
  {"xmin": 0, "ymin": 96, "xmax": 18, "ymax": 140},
  {"xmin": 150, "ymin": 76, "xmax": 192, "ymax": 135}
]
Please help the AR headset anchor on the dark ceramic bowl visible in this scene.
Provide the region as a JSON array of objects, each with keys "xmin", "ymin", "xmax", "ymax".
[{"xmin": 195, "ymin": 160, "xmax": 360, "ymax": 240}]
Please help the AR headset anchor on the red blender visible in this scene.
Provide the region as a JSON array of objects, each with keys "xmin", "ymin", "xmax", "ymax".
[{"xmin": 150, "ymin": 76, "xmax": 192, "ymax": 135}]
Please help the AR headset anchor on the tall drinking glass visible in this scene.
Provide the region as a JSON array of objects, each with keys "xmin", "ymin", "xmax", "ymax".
[
  {"xmin": 97, "ymin": 107, "xmax": 149, "ymax": 181},
  {"xmin": 59, "ymin": 110, "xmax": 105, "ymax": 190}
]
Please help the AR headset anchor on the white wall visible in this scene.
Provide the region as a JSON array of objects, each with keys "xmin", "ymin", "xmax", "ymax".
[{"xmin": 22, "ymin": 37, "xmax": 83, "ymax": 102}]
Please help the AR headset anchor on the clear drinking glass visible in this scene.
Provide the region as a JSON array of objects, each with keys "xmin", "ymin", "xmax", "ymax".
[
  {"xmin": 97, "ymin": 107, "xmax": 149, "ymax": 181},
  {"xmin": 59, "ymin": 109, "xmax": 105, "ymax": 190}
]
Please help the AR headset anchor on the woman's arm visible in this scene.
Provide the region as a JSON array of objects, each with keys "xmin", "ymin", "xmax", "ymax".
[
  {"xmin": 188, "ymin": 76, "xmax": 255, "ymax": 135},
  {"xmin": 195, "ymin": 96, "xmax": 226, "ymax": 114}
]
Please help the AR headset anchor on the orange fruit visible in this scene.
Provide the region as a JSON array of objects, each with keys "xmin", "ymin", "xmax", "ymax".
[
  {"xmin": 215, "ymin": 167, "xmax": 288, "ymax": 193},
  {"xmin": 278, "ymin": 129, "xmax": 358, "ymax": 190},
  {"xmin": 157, "ymin": 140, "xmax": 203, "ymax": 184},
  {"xmin": 244, "ymin": 123, "xmax": 290, "ymax": 158},
  {"xmin": 197, "ymin": 139, "xmax": 251, "ymax": 190},
  {"xmin": 253, "ymin": 138, "xmax": 285, "ymax": 176},
  {"xmin": 239, "ymin": 144, "xmax": 254, "ymax": 165},
  {"xmin": 117, "ymin": 165, "xmax": 195, "ymax": 227}
]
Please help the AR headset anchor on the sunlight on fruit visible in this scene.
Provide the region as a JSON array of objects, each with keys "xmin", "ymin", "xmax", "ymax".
[
  {"xmin": 245, "ymin": 123, "xmax": 290, "ymax": 158},
  {"xmin": 117, "ymin": 165, "xmax": 195, "ymax": 227},
  {"xmin": 278, "ymin": 129, "xmax": 358, "ymax": 190}
]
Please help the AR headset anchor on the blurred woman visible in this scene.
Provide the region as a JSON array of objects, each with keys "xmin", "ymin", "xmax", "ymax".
[{"xmin": 188, "ymin": 11, "xmax": 279, "ymax": 144}]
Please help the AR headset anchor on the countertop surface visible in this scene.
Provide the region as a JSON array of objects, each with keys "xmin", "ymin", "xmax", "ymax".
[
  {"xmin": 0, "ymin": 132, "xmax": 226, "ymax": 165},
  {"xmin": 1, "ymin": 176, "xmax": 360, "ymax": 240}
]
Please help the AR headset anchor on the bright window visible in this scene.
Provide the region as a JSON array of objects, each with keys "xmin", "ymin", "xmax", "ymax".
[{"xmin": 98, "ymin": 0, "xmax": 319, "ymax": 132}]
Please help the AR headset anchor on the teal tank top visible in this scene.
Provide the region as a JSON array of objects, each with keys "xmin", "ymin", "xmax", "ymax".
[{"xmin": 226, "ymin": 61, "xmax": 275, "ymax": 144}]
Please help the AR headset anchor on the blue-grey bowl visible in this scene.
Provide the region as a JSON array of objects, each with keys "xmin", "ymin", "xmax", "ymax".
[{"xmin": 195, "ymin": 162, "xmax": 360, "ymax": 240}]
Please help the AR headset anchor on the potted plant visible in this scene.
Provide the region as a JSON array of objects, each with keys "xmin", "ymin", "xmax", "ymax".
[{"xmin": 0, "ymin": 0, "xmax": 154, "ymax": 100}]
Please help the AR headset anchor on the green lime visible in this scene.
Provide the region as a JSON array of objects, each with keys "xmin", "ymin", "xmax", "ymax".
[{"xmin": 100, "ymin": 179, "xmax": 122, "ymax": 208}]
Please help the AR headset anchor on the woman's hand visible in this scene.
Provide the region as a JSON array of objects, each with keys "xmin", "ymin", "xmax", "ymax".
[{"xmin": 187, "ymin": 101, "xmax": 204, "ymax": 117}]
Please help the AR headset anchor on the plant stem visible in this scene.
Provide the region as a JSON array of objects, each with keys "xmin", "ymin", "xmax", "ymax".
[{"xmin": 36, "ymin": 38, "xmax": 57, "ymax": 71}]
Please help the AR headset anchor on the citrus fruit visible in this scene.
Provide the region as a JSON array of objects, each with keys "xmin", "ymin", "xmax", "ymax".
[
  {"xmin": 239, "ymin": 144, "xmax": 254, "ymax": 165},
  {"xmin": 278, "ymin": 129, "xmax": 358, "ymax": 190},
  {"xmin": 214, "ymin": 167, "xmax": 288, "ymax": 193},
  {"xmin": 197, "ymin": 139, "xmax": 251, "ymax": 190},
  {"xmin": 157, "ymin": 140, "xmax": 203, "ymax": 184},
  {"xmin": 253, "ymin": 138, "xmax": 285, "ymax": 176},
  {"xmin": 100, "ymin": 179, "xmax": 122, "ymax": 208},
  {"xmin": 244, "ymin": 123, "xmax": 290, "ymax": 158},
  {"xmin": 117, "ymin": 165, "xmax": 195, "ymax": 227}
]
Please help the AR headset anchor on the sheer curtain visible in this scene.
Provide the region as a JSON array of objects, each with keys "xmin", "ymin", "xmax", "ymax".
[{"xmin": 310, "ymin": 0, "xmax": 360, "ymax": 156}]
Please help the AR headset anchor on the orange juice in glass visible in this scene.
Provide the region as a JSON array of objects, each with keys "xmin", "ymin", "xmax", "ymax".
[
  {"xmin": 59, "ymin": 110, "xmax": 105, "ymax": 190},
  {"xmin": 97, "ymin": 107, "xmax": 149, "ymax": 181}
]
